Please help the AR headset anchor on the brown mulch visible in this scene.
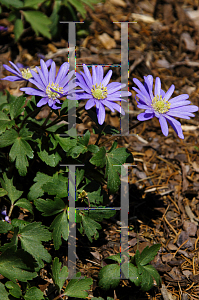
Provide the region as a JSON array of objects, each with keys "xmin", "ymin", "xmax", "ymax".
[{"xmin": 1, "ymin": 0, "xmax": 199, "ymax": 299}]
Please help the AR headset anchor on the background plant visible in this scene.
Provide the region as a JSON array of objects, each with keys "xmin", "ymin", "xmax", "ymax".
[{"xmin": 0, "ymin": 0, "xmax": 101, "ymax": 40}]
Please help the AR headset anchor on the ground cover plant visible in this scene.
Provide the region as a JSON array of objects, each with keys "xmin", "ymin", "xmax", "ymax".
[{"xmin": 1, "ymin": 0, "xmax": 199, "ymax": 299}]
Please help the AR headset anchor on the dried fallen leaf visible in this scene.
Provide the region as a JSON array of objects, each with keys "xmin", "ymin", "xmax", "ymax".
[{"xmin": 98, "ymin": 33, "xmax": 116, "ymax": 50}]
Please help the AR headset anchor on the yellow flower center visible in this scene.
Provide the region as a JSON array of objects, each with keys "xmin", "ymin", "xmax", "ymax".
[
  {"xmin": 46, "ymin": 82, "xmax": 63, "ymax": 100},
  {"xmin": 91, "ymin": 83, "xmax": 108, "ymax": 100},
  {"xmin": 21, "ymin": 68, "xmax": 33, "ymax": 80},
  {"xmin": 152, "ymin": 95, "xmax": 170, "ymax": 114}
]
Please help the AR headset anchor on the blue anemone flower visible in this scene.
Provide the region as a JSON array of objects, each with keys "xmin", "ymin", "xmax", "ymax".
[
  {"xmin": 76, "ymin": 64, "xmax": 131, "ymax": 125},
  {"xmin": 20, "ymin": 59, "xmax": 76, "ymax": 109},
  {"xmin": 133, "ymin": 75, "xmax": 198, "ymax": 139}
]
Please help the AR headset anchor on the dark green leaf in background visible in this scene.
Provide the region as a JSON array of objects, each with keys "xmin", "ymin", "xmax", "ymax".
[
  {"xmin": 64, "ymin": 272, "xmax": 93, "ymax": 298},
  {"xmin": 0, "ymin": 173, "xmax": 23, "ymax": 204},
  {"xmin": 52, "ymin": 257, "xmax": 68, "ymax": 292},
  {"xmin": 0, "ymin": 250, "xmax": 37, "ymax": 282},
  {"xmin": 34, "ymin": 197, "xmax": 65, "ymax": 216},
  {"xmin": 14, "ymin": 198, "xmax": 33, "ymax": 215},
  {"xmin": 0, "ymin": 112, "xmax": 15, "ymax": 135},
  {"xmin": 24, "ymin": 287, "xmax": 44, "ymax": 300},
  {"xmin": 98, "ymin": 264, "xmax": 120, "ymax": 290},
  {"xmin": 0, "ymin": 220, "xmax": 12, "ymax": 234},
  {"xmin": 22, "ymin": 10, "xmax": 51, "ymax": 39},
  {"xmin": 0, "ymin": 282, "xmax": 9, "ymax": 300},
  {"xmin": 19, "ymin": 222, "xmax": 52, "ymax": 265},
  {"xmin": 50, "ymin": 211, "xmax": 69, "ymax": 250},
  {"xmin": 5, "ymin": 281, "xmax": 22, "ymax": 298}
]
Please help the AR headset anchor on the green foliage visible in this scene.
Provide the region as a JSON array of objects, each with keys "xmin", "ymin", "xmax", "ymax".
[
  {"xmin": 63, "ymin": 272, "xmax": 93, "ymax": 298},
  {"xmin": 19, "ymin": 222, "xmax": 52, "ymax": 265},
  {"xmin": 98, "ymin": 245, "xmax": 161, "ymax": 292},
  {"xmin": 50, "ymin": 211, "xmax": 69, "ymax": 250},
  {"xmin": 90, "ymin": 141, "xmax": 133, "ymax": 193},
  {"xmin": 0, "ymin": 0, "xmax": 101, "ymax": 41},
  {"xmin": 22, "ymin": 10, "xmax": 51, "ymax": 39},
  {"xmin": 0, "ymin": 221, "xmax": 12, "ymax": 233},
  {"xmin": 24, "ymin": 287, "xmax": 44, "ymax": 300},
  {"xmin": 0, "ymin": 282, "xmax": 10, "ymax": 300},
  {"xmin": 0, "ymin": 250, "xmax": 37, "ymax": 282},
  {"xmin": 0, "ymin": 173, "xmax": 23, "ymax": 205},
  {"xmin": 52, "ymin": 257, "xmax": 68, "ymax": 292},
  {"xmin": 5, "ymin": 281, "xmax": 22, "ymax": 298},
  {"xmin": 98, "ymin": 264, "xmax": 121, "ymax": 290}
]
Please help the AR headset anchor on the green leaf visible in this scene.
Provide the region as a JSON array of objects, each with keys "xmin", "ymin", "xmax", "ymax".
[
  {"xmin": 0, "ymin": 187, "xmax": 7, "ymax": 197},
  {"xmin": 81, "ymin": 214, "xmax": 101, "ymax": 242},
  {"xmin": 42, "ymin": 173, "xmax": 68, "ymax": 198},
  {"xmin": 90, "ymin": 147, "xmax": 106, "ymax": 167},
  {"xmin": 5, "ymin": 281, "xmax": 22, "ymax": 298},
  {"xmin": 144, "ymin": 265, "xmax": 161, "ymax": 286},
  {"xmin": 34, "ymin": 197, "xmax": 65, "ymax": 216},
  {"xmin": 67, "ymin": 0, "xmax": 86, "ymax": 18},
  {"xmin": 0, "ymin": 128, "xmax": 18, "ymax": 148},
  {"xmin": 139, "ymin": 244, "xmax": 161, "ymax": 266},
  {"xmin": 9, "ymin": 136, "xmax": 34, "ymax": 176},
  {"xmin": 14, "ymin": 18, "xmax": 24, "ymax": 41},
  {"xmin": 55, "ymin": 135, "xmax": 77, "ymax": 152},
  {"xmin": 64, "ymin": 272, "xmax": 92, "ymax": 298},
  {"xmin": 68, "ymin": 144, "xmax": 87, "ymax": 158},
  {"xmin": 98, "ymin": 264, "xmax": 120, "ymax": 290},
  {"xmin": 49, "ymin": 0, "xmax": 61, "ymax": 37},
  {"xmin": 139, "ymin": 267, "xmax": 154, "ymax": 292},
  {"xmin": 87, "ymin": 144, "xmax": 99, "ymax": 153},
  {"xmin": 10, "ymin": 95, "xmax": 26, "ymax": 119},
  {"xmin": 50, "ymin": 211, "xmax": 69, "ymax": 250},
  {"xmin": 105, "ymin": 146, "xmax": 133, "ymax": 194},
  {"xmin": 52, "ymin": 257, "xmax": 68, "ymax": 292},
  {"xmin": 24, "ymin": 0, "xmax": 46, "ymax": 8},
  {"xmin": 14, "ymin": 198, "xmax": 33, "ymax": 215},
  {"xmin": 37, "ymin": 144, "xmax": 61, "ymax": 167},
  {"xmin": 0, "ymin": 250, "xmax": 37, "ymax": 282},
  {"xmin": 82, "ymin": 130, "xmax": 90, "ymax": 146},
  {"xmin": 0, "ymin": 0, "xmax": 23, "ymax": 8},
  {"xmin": 76, "ymin": 168, "xmax": 85, "ymax": 188},
  {"xmin": 0, "ymin": 112, "xmax": 15, "ymax": 135},
  {"xmin": 19, "ymin": 222, "xmax": 52, "ymax": 264},
  {"xmin": 28, "ymin": 172, "xmax": 53, "ymax": 200},
  {"xmin": 0, "ymin": 227, "xmax": 18, "ymax": 253},
  {"xmin": 0, "ymin": 220, "xmax": 12, "ymax": 233},
  {"xmin": 22, "ymin": 10, "xmax": 51, "ymax": 39},
  {"xmin": 0, "ymin": 282, "xmax": 9, "ymax": 300},
  {"xmin": 121, "ymin": 262, "xmax": 141, "ymax": 286},
  {"xmin": 83, "ymin": 208, "xmax": 115, "ymax": 222},
  {"xmin": 24, "ymin": 287, "xmax": 44, "ymax": 300},
  {"xmin": 0, "ymin": 173, "xmax": 23, "ymax": 204},
  {"xmin": 12, "ymin": 219, "xmax": 29, "ymax": 230}
]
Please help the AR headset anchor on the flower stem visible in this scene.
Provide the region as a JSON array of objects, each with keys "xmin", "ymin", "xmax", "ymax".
[
  {"xmin": 52, "ymin": 293, "xmax": 67, "ymax": 300},
  {"xmin": 20, "ymin": 106, "xmax": 42, "ymax": 130},
  {"xmin": 95, "ymin": 125, "xmax": 105, "ymax": 146},
  {"xmin": 8, "ymin": 204, "xmax": 14, "ymax": 218},
  {"xmin": 41, "ymin": 110, "xmax": 53, "ymax": 128},
  {"xmin": 98, "ymin": 120, "xmax": 143, "ymax": 147}
]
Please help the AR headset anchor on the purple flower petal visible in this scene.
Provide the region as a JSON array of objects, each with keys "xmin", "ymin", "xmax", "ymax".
[
  {"xmin": 55, "ymin": 62, "xmax": 69, "ymax": 84},
  {"xmin": 101, "ymin": 70, "xmax": 112, "ymax": 86},
  {"xmin": 155, "ymin": 77, "xmax": 161, "ymax": 96},
  {"xmin": 96, "ymin": 102, "xmax": 106, "ymax": 125},
  {"xmin": 164, "ymin": 84, "xmax": 175, "ymax": 101},
  {"xmin": 85, "ymin": 98, "xmax": 96, "ymax": 110},
  {"xmin": 159, "ymin": 115, "xmax": 168, "ymax": 136},
  {"xmin": 137, "ymin": 112, "xmax": 154, "ymax": 121},
  {"xmin": 37, "ymin": 97, "xmax": 49, "ymax": 107},
  {"xmin": 49, "ymin": 61, "xmax": 56, "ymax": 83}
]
